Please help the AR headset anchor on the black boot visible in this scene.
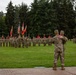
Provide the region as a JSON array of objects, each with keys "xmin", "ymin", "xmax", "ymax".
[
  {"xmin": 53, "ymin": 63, "xmax": 57, "ymax": 70},
  {"xmin": 61, "ymin": 65, "xmax": 65, "ymax": 70}
]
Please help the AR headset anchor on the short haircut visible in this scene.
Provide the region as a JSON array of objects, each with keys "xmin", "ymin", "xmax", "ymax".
[{"xmin": 54, "ymin": 30, "xmax": 59, "ymax": 35}]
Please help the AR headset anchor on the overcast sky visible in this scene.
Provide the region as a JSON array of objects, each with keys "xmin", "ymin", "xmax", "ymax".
[
  {"xmin": 0, "ymin": 0, "xmax": 76, "ymax": 13},
  {"xmin": 0, "ymin": 0, "xmax": 33, "ymax": 13}
]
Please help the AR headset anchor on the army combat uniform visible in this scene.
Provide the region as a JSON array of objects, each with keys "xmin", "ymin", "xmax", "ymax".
[
  {"xmin": 32, "ymin": 37, "xmax": 37, "ymax": 46},
  {"xmin": 0, "ymin": 39, "xmax": 2, "ymax": 47},
  {"xmin": 42, "ymin": 38, "xmax": 47, "ymax": 46},
  {"xmin": 51, "ymin": 35, "xmax": 67, "ymax": 70},
  {"xmin": 2, "ymin": 39, "xmax": 5, "ymax": 47},
  {"xmin": 5, "ymin": 39, "xmax": 8, "ymax": 47},
  {"xmin": 47, "ymin": 37, "xmax": 52, "ymax": 46}
]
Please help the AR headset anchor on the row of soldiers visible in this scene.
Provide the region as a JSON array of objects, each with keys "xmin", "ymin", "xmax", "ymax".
[{"xmin": 0, "ymin": 36, "xmax": 52, "ymax": 48}]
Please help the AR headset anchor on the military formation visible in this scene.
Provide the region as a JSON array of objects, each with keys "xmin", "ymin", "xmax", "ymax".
[
  {"xmin": 1, "ymin": 30, "xmax": 75, "ymax": 71},
  {"xmin": 0, "ymin": 35, "xmax": 52, "ymax": 48}
]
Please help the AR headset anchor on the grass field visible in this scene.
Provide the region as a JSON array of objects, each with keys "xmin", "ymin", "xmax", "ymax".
[{"xmin": 0, "ymin": 41, "xmax": 76, "ymax": 68}]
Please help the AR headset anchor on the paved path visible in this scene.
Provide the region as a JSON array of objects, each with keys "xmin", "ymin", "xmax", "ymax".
[{"xmin": 0, "ymin": 67, "xmax": 76, "ymax": 75}]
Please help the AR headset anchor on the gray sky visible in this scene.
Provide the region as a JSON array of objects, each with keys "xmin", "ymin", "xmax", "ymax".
[
  {"xmin": 0, "ymin": 0, "xmax": 33, "ymax": 13},
  {"xmin": 73, "ymin": 0, "xmax": 76, "ymax": 10},
  {"xmin": 0, "ymin": 0, "xmax": 76, "ymax": 13}
]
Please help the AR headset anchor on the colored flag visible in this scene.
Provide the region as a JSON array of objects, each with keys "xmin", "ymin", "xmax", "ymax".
[
  {"xmin": 10, "ymin": 26, "xmax": 13, "ymax": 37},
  {"xmin": 24, "ymin": 25, "xmax": 27, "ymax": 33},
  {"xmin": 22, "ymin": 25, "xmax": 27, "ymax": 35},
  {"xmin": 18, "ymin": 23, "xmax": 20, "ymax": 34},
  {"xmin": 22, "ymin": 22, "xmax": 24, "ymax": 31}
]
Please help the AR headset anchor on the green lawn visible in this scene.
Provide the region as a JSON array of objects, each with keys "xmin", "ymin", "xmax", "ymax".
[{"xmin": 0, "ymin": 41, "xmax": 76, "ymax": 68}]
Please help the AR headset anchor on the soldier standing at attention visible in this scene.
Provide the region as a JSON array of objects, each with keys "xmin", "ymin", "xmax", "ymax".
[
  {"xmin": 60, "ymin": 30, "xmax": 68, "ymax": 59},
  {"xmin": 43, "ymin": 34, "xmax": 47, "ymax": 46},
  {"xmin": 37, "ymin": 35, "xmax": 41, "ymax": 46},
  {"xmin": 48, "ymin": 35, "xmax": 52, "ymax": 46},
  {"xmin": 32, "ymin": 37, "xmax": 36, "ymax": 46},
  {"xmin": 5, "ymin": 35, "xmax": 9, "ymax": 47},
  {"xmin": 2, "ymin": 35, "xmax": 5, "ymax": 47},
  {"xmin": 0, "ymin": 38, "xmax": 2, "ymax": 47},
  {"xmin": 28, "ymin": 38, "xmax": 32, "ymax": 47},
  {"xmin": 14, "ymin": 36, "xmax": 17, "ymax": 48},
  {"xmin": 21, "ymin": 35, "xmax": 25, "ymax": 48},
  {"xmin": 17, "ymin": 34, "xmax": 21, "ymax": 48},
  {"xmin": 51, "ymin": 30, "xmax": 67, "ymax": 70}
]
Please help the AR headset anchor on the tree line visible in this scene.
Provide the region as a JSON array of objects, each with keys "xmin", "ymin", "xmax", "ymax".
[{"xmin": 0, "ymin": 0, "xmax": 76, "ymax": 39}]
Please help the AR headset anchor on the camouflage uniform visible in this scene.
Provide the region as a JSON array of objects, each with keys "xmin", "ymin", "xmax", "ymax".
[
  {"xmin": 12, "ymin": 37, "xmax": 16, "ymax": 47},
  {"xmin": 26, "ymin": 38, "xmax": 31, "ymax": 47},
  {"xmin": 14, "ymin": 37, "xmax": 17, "ymax": 48},
  {"xmin": 9, "ymin": 37, "xmax": 13, "ymax": 47},
  {"xmin": 21, "ymin": 37, "xmax": 25, "ymax": 48},
  {"xmin": 51, "ymin": 30, "xmax": 67, "ymax": 70},
  {"xmin": 28, "ymin": 38, "xmax": 31, "ymax": 46},
  {"xmin": 52, "ymin": 36, "xmax": 64, "ymax": 65},
  {"xmin": 5, "ymin": 36, "xmax": 10, "ymax": 47},
  {"xmin": 9, "ymin": 37, "xmax": 11, "ymax": 47},
  {"xmin": 63, "ymin": 36, "xmax": 67, "ymax": 58},
  {"xmin": 37, "ymin": 38, "xmax": 41, "ymax": 46},
  {"xmin": 2, "ymin": 39, "xmax": 5, "ymax": 47},
  {"xmin": 0, "ymin": 38, "xmax": 2, "ymax": 47},
  {"xmin": 47, "ymin": 37, "xmax": 52, "ymax": 46},
  {"xmin": 42, "ymin": 38, "xmax": 47, "ymax": 46},
  {"xmin": 1, "ymin": 36, "xmax": 5, "ymax": 47},
  {"xmin": 32, "ymin": 37, "xmax": 36, "ymax": 46},
  {"xmin": 60, "ymin": 30, "xmax": 68, "ymax": 58},
  {"xmin": 5, "ymin": 39, "xmax": 8, "ymax": 47},
  {"xmin": 17, "ymin": 37, "xmax": 21, "ymax": 48},
  {"xmin": 24, "ymin": 37, "xmax": 28, "ymax": 48}
]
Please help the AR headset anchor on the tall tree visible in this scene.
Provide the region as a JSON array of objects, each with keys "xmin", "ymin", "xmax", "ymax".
[
  {"xmin": 28, "ymin": 0, "xmax": 39, "ymax": 37},
  {"xmin": 14, "ymin": 5, "xmax": 20, "ymax": 35},
  {"xmin": 0, "ymin": 11, "xmax": 6, "ymax": 37},
  {"xmin": 19, "ymin": 3, "xmax": 28, "ymax": 36},
  {"xmin": 53, "ymin": 0, "xmax": 75, "ymax": 38},
  {"xmin": 19, "ymin": 3, "xmax": 28, "ymax": 25},
  {"xmin": 5, "ymin": 1, "xmax": 15, "ymax": 36},
  {"xmin": 67, "ymin": 1, "xmax": 76, "ymax": 38}
]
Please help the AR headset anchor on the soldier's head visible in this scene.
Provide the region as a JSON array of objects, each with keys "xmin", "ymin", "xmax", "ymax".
[
  {"xmin": 60, "ymin": 30, "xmax": 64, "ymax": 36},
  {"xmin": 54, "ymin": 30, "xmax": 59, "ymax": 35}
]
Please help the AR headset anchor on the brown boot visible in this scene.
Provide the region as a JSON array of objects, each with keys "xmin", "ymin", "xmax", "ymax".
[
  {"xmin": 61, "ymin": 65, "xmax": 65, "ymax": 70},
  {"xmin": 53, "ymin": 63, "xmax": 57, "ymax": 70}
]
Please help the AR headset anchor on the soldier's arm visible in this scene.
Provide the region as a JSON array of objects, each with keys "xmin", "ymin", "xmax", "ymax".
[
  {"xmin": 50, "ymin": 37, "xmax": 55, "ymax": 44},
  {"xmin": 62, "ymin": 36, "xmax": 68, "ymax": 44},
  {"xmin": 64, "ymin": 37, "xmax": 68, "ymax": 41}
]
